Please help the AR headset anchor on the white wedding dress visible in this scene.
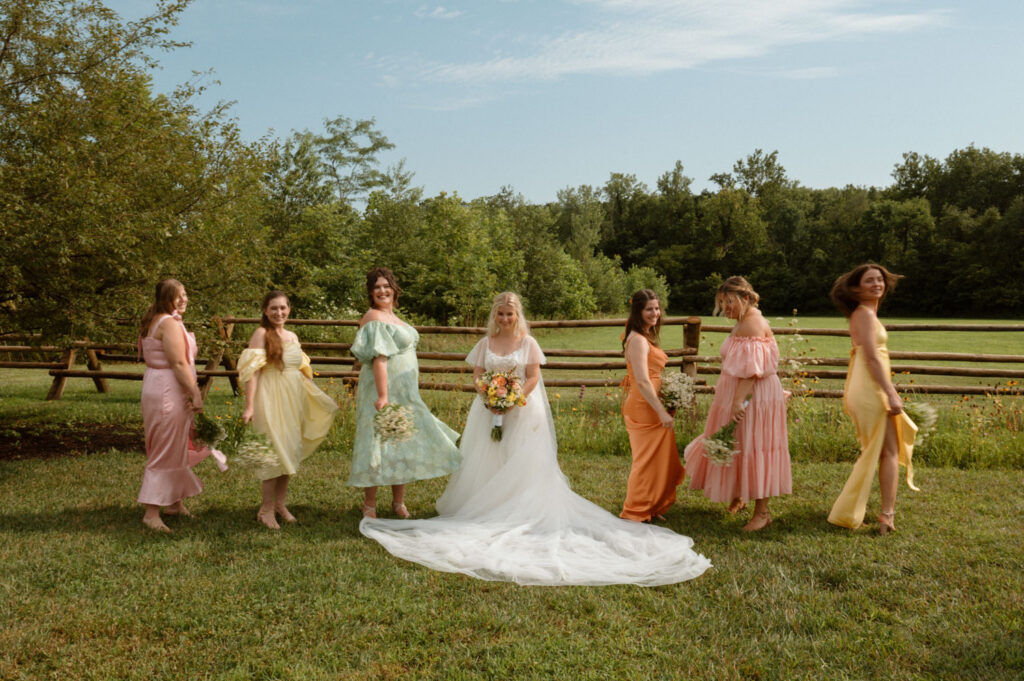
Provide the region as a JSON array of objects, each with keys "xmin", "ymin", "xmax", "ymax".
[{"xmin": 359, "ymin": 335, "xmax": 711, "ymax": 586}]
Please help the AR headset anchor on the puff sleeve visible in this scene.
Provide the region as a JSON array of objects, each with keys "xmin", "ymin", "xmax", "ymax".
[
  {"xmin": 237, "ymin": 348, "xmax": 268, "ymax": 385},
  {"xmin": 465, "ymin": 337, "xmax": 488, "ymax": 367},
  {"xmin": 721, "ymin": 337, "xmax": 778, "ymax": 379},
  {"xmin": 523, "ymin": 335, "xmax": 546, "ymax": 366},
  {"xmin": 350, "ymin": 321, "xmax": 401, "ymax": 364},
  {"xmin": 299, "ymin": 351, "xmax": 314, "ymax": 380}
]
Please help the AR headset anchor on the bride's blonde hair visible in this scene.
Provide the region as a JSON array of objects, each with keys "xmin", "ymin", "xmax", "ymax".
[{"xmin": 486, "ymin": 291, "xmax": 530, "ymax": 338}]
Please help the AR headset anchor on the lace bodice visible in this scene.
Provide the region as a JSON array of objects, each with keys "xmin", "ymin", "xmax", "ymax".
[{"xmin": 466, "ymin": 336, "xmax": 546, "ymax": 374}]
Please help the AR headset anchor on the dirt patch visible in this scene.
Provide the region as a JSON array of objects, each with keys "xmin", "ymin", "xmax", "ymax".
[{"xmin": 0, "ymin": 424, "xmax": 143, "ymax": 461}]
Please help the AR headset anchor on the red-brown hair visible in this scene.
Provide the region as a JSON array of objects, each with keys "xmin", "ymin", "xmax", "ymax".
[{"xmin": 260, "ymin": 290, "xmax": 289, "ymax": 368}]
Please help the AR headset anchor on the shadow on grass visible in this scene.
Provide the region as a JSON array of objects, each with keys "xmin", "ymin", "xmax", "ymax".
[{"xmin": 0, "ymin": 503, "xmax": 368, "ymax": 543}]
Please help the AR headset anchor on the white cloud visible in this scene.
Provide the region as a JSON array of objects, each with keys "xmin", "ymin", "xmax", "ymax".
[
  {"xmin": 417, "ymin": 0, "xmax": 947, "ymax": 84},
  {"xmin": 416, "ymin": 5, "xmax": 462, "ymax": 19}
]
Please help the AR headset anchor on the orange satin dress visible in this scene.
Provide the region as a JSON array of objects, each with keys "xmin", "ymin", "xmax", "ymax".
[{"xmin": 620, "ymin": 336, "xmax": 684, "ymax": 521}]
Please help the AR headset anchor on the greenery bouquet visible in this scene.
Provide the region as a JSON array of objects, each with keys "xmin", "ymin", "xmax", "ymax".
[
  {"xmin": 193, "ymin": 412, "xmax": 278, "ymax": 471},
  {"xmin": 476, "ymin": 370, "xmax": 527, "ymax": 441}
]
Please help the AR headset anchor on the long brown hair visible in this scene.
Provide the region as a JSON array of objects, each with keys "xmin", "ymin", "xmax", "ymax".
[
  {"xmin": 139, "ymin": 279, "xmax": 183, "ymax": 338},
  {"xmin": 830, "ymin": 263, "xmax": 903, "ymax": 318},
  {"xmin": 260, "ymin": 290, "xmax": 289, "ymax": 368},
  {"xmin": 365, "ymin": 266, "xmax": 401, "ymax": 309},
  {"xmin": 622, "ymin": 289, "xmax": 662, "ymax": 351}
]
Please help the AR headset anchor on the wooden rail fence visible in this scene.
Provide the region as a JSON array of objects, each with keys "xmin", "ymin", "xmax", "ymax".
[{"xmin": 2, "ymin": 319, "xmax": 1022, "ymax": 400}]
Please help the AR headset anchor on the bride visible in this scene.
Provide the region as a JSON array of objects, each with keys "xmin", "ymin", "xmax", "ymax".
[{"xmin": 359, "ymin": 292, "xmax": 711, "ymax": 586}]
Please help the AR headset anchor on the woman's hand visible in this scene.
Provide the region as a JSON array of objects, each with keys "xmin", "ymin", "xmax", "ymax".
[
  {"xmin": 730, "ymin": 399, "xmax": 747, "ymax": 422},
  {"xmin": 886, "ymin": 389, "xmax": 904, "ymax": 415},
  {"xmin": 188, "ymin": 387, "xmax": 204, "ymax": 414},
  {"xmin": 659, "ymin": 411, "xmax": 674, "ymax": 428},
  {"xmin": 242, "ymin": 405, "xmax": 254, "ymax": 424},
  {"xmin": 374, "ymin": 396, "xmax": 389, "ymax": 411}
]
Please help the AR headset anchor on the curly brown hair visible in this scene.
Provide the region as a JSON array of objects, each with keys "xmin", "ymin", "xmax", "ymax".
[{"xmin": 365, "ymin": 267, "xmax": 402, "ymax": 309}]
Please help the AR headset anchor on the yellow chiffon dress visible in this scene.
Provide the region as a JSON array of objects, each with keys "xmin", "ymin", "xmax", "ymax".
[
  {"xmin": 237, "ymin": 341, "xmax": 338, "ymax": 481},
  {"xmin": 828, "ymin": 316, "xmax": 919, "ymax": 529}
]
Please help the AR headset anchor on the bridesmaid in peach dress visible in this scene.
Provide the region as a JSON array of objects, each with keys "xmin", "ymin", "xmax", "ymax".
[
  {"xmin": 684, "ymin": 277, "xmax": 791, "ymax": 531},
  {"xmin": 137, "ymin": 279, "xmax": 204, "ymax": 533},
  {"xmin": 620, "ymin": 289, "xmax": 682, "ymax": 522}
]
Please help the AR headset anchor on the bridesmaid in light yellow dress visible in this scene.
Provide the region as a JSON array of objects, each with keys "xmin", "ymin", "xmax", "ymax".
[
  {"xmin": 240, "ymin": 291, "xmax": 339, "ymax": 529},
  {"xmin": 827, "ymin": 264, "xmax": 919, "ymax": 534}
]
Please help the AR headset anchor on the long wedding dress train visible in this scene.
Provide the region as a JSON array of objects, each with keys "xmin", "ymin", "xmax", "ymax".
[{"xmin": 359, "ymin": 336, "xmax": 711, "ymax": 586}]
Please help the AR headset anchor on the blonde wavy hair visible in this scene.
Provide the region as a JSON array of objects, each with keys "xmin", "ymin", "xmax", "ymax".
[
  {"xmin": 486, "ymin": 291, "xmax": 530, "ymax": 338},
  {"xmin": 713, "ymin": 276, "xmax": 760, "ymax": 317}
]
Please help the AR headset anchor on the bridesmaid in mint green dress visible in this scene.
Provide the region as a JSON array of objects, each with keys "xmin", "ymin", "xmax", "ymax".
[{"xmin": 348, "ymin": 267, "xmax": 460, "ymax": 518}]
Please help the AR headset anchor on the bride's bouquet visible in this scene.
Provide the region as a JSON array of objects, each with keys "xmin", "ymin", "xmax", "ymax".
[
  {"xmin": 659, "ymin": 371, "xmax": 696, "ymax": 413},
  {"xmin": 374, "ymin": 403, "xmax": 416, "ymax": 444},
  {"xmin": 476, "ymin": 370, "xmax": 527, "ymax": 441}
]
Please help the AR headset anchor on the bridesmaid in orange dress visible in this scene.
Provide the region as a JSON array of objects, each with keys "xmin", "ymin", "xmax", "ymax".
[{"xmin": 620, "ymin": 289, "xmax": 682, "ymax": 522}]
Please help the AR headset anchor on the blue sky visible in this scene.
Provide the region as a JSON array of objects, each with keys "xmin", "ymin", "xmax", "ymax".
[{"xmin": 110, "ymin": 0, "xmax": 1024, "ymax": 203}]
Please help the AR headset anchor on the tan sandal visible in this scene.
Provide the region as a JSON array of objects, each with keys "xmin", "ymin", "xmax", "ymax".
[
  {"xmin": 392, "ymin": 503, "xmax": 411, "ymax": 519},
  {"xmin": 877, "ymin": 511, "xmax": 896, "ymax": 536},
  {"xmin": 361, "ymin": 504, "xmax": 377, "ymax": 519},
  {"xmin": 742, "ymin": 510, "xmax": 772, "ymax": 532},
  {"xmin": 256, "ymin": 508, "xmax": 280, "ymax": 530}
]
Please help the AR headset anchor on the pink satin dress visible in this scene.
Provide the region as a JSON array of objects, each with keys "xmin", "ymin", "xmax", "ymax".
[
  {"xmin": 684, "ymin": 335, "xmax": 791, "ymax": 503},
  {"xmin": 137, "ymin": 314, "xmax": 203, "ymax": 506}
]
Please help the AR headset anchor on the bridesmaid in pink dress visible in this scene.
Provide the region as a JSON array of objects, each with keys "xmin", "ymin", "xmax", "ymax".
[
  {"xmin": 137, "ymin": 279, "xmax": 204, "ymax": 532},
  {"xmin": 684, "ymin": 276, "xmax": 791, "ymax": 531}
]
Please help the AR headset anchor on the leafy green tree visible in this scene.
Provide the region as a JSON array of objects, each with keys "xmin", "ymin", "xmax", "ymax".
[{"xmin": 0, "ymin": 0, "xmax": 267, "ymax": 340}]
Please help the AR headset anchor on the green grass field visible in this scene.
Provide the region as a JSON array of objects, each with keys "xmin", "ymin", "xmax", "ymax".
[{"xmin": 2, "ymin": 319, "xmax": 1023, "ymax": 680}]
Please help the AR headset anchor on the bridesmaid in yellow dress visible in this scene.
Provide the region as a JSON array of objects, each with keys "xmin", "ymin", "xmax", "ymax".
[
  {"xmin": 827, "ymin": 264, "xmax": 919, "ymax": 534},
  {"xmin": 620, "ymin": 289, "xmax": 682, "ymax": 522},
  {"xmin": 240, "ymin": 291, "xmax": 339, "ymax": 529}
]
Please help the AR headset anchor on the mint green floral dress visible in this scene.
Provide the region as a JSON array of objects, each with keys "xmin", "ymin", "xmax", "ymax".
[{"xmin": 347, "ymin": 321, "xmax": 460, "ymax": 487}]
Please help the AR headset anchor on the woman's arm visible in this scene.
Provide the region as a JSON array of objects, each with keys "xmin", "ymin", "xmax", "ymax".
[
  {"xmin": 161, "ymin": 319, "xmax": 203, "ymax": 413},
  {"xmin": 727, "ymin": 311, "xmax": 767, "ymax": 421},
  {"xmin": 850, "ymin": 308, "xmax": 903, "ymax": 414},
  {"xmin": 625, "ymin": 335, "xmax": 673, "ymax": 428},
  {"xmin": 242, "ymin": 327, "xmax": 265, "ymax": 423},
  {"xmin": 372, "ymin": 356, "xmax": 389, "ymax": 410},
  {"xmin": 522, "ymin": 362, "xmax": 539, "ymax": 398}
]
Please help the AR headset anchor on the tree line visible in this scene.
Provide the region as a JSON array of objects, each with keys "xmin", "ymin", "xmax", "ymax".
[{"xmin": 3, "ymin": 0, "xmax": 1022, "ymax": 342}]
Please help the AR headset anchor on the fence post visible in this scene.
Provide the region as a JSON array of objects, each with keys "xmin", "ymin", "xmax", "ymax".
[
  {"xmin": 200, "ymin": 316, "xmax": 238, "ymax": 398},
  {"xmin": 45, "ymin": 348, "xmax": 78, "ymax": 400},
  {"xmin": 682, "ymin": 316, "xmax": 701, "ymax": 378}
]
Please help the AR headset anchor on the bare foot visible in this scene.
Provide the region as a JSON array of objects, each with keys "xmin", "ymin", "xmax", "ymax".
[
  {"xmin": 143, "ymin": 515, "xmax": 172, "ymax": 533},
  {"xmin": 163, "ymin": 502, "xmax": 192, "ymax": 517},
  {"xmin": 728, "ymin": 498, "xmax": 748, "ymax": 515},
  {"xmin": 877, "ymin": 511, "xmax": 896, "ymax": 536},
  {"xmin": 275, "ymin": 506, "xmax": 297, "ymax": 523},
  {"xmin": 392, "ymin": 503, "xmax": 411, "ymax": 519},
  {"xmin": 742, "ymin": 510, "xmax": 772, "ymax": 532},
  {"xmin": 257, "ymin": 508, "xmax": 280, "ymax": 530}
]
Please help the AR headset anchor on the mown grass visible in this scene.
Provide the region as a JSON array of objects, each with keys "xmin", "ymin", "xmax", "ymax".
[{"xmin": 2, "ymin": 321, "xmax": 1023, "ymax": 680}]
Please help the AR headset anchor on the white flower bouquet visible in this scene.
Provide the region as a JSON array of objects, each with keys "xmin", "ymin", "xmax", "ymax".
[{"xmin": 374, "ymin": 403, "xmax": 416, "ymax": 444}]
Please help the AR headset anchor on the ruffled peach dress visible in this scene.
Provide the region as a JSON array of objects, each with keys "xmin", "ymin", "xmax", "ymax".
[
  {"xmin": 620, "ymin": 336, "xmax": 684, "ymax": 522},
  {"xmin": 684, "ymin": 335, "xmax": 791, "ymax": 504}
]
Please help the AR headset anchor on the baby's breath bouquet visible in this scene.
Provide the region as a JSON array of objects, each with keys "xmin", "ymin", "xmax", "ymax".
[
  {"xmin": 702, "ymin": 420, "xmax": 740, "ymax": 466},
  {"xmin": 902, "ymin": 401, "xmax": 937, "ymax": 449},
  {"xmin": 196, "ymin": 413, "xmax": 278, "ymax": 471},
  {"xmin": 374, "ymin": 404, "xmax": 416, "ymax": 444},
  {"xmin": 659, "ymin": 372, "xmax": 696, "ymax": 413}
]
